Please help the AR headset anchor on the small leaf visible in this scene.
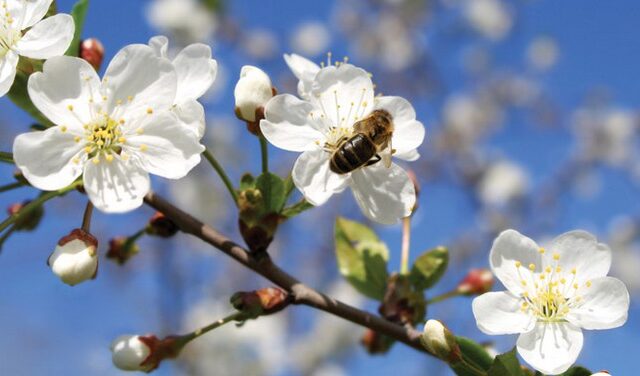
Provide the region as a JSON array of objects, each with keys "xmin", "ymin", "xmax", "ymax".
[
  {"xmin": 559, "ymin": 367, "xmax": 592, "ymax": 376},
  {"xmin": 335, "ymin": 217, "xmax": 389, "ymax": 300},
  {"xmin": 488, "ymin": 348, "xmax": 524, "ymax": 376},
  {"xmin": 283, "ymin": 174, "xmax": 295, "ymax": 198},
  {"xmin": 456, "ymin": 336, "xmax": 494, "ymax": 371},
  {"xmin": 65, "ymin": 0, "xmax": 90, "ymax": 56},
  {"xmin": 255, "ymin": 173, "xmax": 286, "ymax": 213},
  {"xmin": 409, "ymin": 246, "xmax": 449, "ymax": 290},
  {"xmin": 239, "ymin": 173, "xmax": 255, "ymax": 190},
  {"xmin": 281, "ymin": 200, "xmax": 313, "ymax": 218}
]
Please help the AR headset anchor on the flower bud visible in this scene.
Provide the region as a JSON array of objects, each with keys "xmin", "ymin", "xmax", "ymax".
[
  {"xmin": 48, "ymin": 229, "xmax": 98, "ymax": 286},
  {"xmin": 106, "ymin": 236, "xmax": 140, "ymax": 265},
  {"xmin": 456, "ymin": 268, "xmax": 494, "ymax": 295},
  {"xmin": 79, "ymin": 38, "xmax": 105, "ymax": 71},
  {"xmin": 146, "ymin": 211, "xmax": 179, "ymax": 238},
  {"xmin": 231, "ymin": 287, "xmax": 289, "ymax": 318},
  {"xmin": 7, "ymin": 200, "xmax": 44, "ymax": 231},
  {"xmin": 421, "ymin": 320, "xmax": 461, "ymax": 362},
  {"xmin": 234, "ymin": 65, "xmax": 274, "ymax": 124},
  {"xmin": 361, "ymin": 329, "xmax": 394, "ymax": 354},
  {"xmin": 110, "ymin": 335, "xmax": 154, "ymax": 372}
]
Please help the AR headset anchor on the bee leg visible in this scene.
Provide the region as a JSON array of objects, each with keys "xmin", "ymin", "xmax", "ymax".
[{"xmin": 365, "ymin": 154, "xmax": 382, "ymax": 167}]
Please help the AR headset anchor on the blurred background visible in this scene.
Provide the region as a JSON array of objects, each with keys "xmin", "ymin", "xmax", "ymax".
[{"xmin": 1, "ymin": 0, "xmax": 639, "ymax": 374}]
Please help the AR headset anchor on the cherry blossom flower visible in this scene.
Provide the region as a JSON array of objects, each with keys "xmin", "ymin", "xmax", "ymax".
[
  {"xmin": 48, "ymin": 228, "xmax": 98, "ymax": 286},
  {"xmin": 234, "ymin": 65, "xmax": 273, "ymax": 123},
  {"xmin": 473, "ymin": 229, "xmax": 630, "ymax": 375},
  {"xmin": 110, "ymin": 335, "xmax": 154, "ymax": 372},
  {"xmin": 260, "ymin": 59, "xmax": 425, "ymax": 224},
  {"xmin": 0, "ymin": 0, "xmax": 74, "ymax": 96},
  {"xmin": 283, "ymin": 53, "xmax": 319, "ymax": 100},
  {"xmin": 13, "ymin": 44, "xmax": 205, "ymax": 213},
  {"xmin": 148, "ymin": 35, "xmax": 217, "ymax": 137}
]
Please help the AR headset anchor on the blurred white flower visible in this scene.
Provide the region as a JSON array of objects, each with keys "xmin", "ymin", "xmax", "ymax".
[
  {"xmin": 48, "ymin": 228, "xmax": 98, "ymax": 286},
  {"xmin": 473, "ymin": 230, "xmax": 629, "ymax": 374},
  {"xmin": 260, "ymin": 60, "xmax": 424, "ymax": 224},
  {"xmin": 110, "ymin": 335, "xmax": 153, "ymax": 372},
  {"xmin": 13, "ymin": 45, "xmax": 205, "ymax": 213},
  {"xmin": 147, "ymin": 0, "xmax": 216, "ymax": 44},
  {"xmin": 291, "ymin": 22, "xmax": 331, "ymax": 57},
  {"xmin": 0, "ymin": 0, "xmax": 74, "ymax": 96},
  {"xmin": 464, "ymin": 0, "xmax": 512, "ymax": 41},
  {"xmin": 478, "ymin": 161, "xmax": 529, "ymax": 206},
  {"xmin": 443, "ymin": 94, "xmax": 502, "ymax": 148},
  {"xmin": 527, "ymin": 37, "xmax": 559, "ymax": 71},
  {"xmin": 234, "ymin": 65, "xmax": 274, "ymax": 122},
  {"xmin": 241, "ymin": 28, "xmax": 279, "ymax": 60},
  {"xmin": 572, "ymin": 108, "xmax": 637, "ymax": 166}
]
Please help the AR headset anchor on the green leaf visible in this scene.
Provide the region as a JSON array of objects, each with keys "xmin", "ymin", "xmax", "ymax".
[
  {"xmin": 65, "ymin": 0, "xmax": 90, "ymax": 56},
  {"xmin": 239, "ymin": 173, "xmax": 255, "ymax": 190},
  {"xmin": 283, "ymin": 174, "xmax": 295, "ymax": 198},
  {"xmin": 559, "ymin": 367, "xmax": 592, "ymax": 376},
  {"xmin": 488, "ymin": 348, "xmax": 524, "ymax": 376},
  {"xmin": 409, "ymin": 246, "xmax": 449, "ymax": 290},
  {"xmin": 7, "ymin": 72, "xmax": 53, "ymax": 127},
  {"xmin": 335, "ymin": 217, "xmax": 389, "ymax": 300},
  {"xmin": 456, "ymin": 336, "xmax": 494, "ymax": 371},
  {"xmin": 255, "ymin": 172, "xmax": 286, "ymax": 213},
  {"xmin": 281, "ymin": 200, "xmax": 314, "ymax": 218}
]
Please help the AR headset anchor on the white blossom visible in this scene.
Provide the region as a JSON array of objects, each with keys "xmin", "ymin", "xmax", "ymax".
[
  {"xmin": 464, "ymin": 0, "xmax": 512, "ymax": 41},
  {"xmin": 13, "ymin": 44, "xmax": 205, "ymax": 213},
  {"xmin": 260, "ymin": 59, "xmax": 424, "ymax": 224},
  {"xmin": 473, "ymin": 229, "xmax": 630, "ymax": 375},
  {"xmin": 148, "ymin": 35, "xmax": 218, "ymax": 137},
  {"xmin": 234, "ymin": 65, "xmax": 273, "ymax": 122},
  {"xmin": 283, "ymin": 53, "xmax": 320, "ymax": 100},
  {"xmin": 477, "ymin": 161, "xmax": 529, "ymax": 206},
  {"xmin": 110, "ymin": 335, "xmax": 153, "ymax": 372},
  {"xmin": 47, "ymin": 229, "xmax": 98, "ymax": 286},
  {"xmin": 527, "ymin": 37, "xmax": 559, "ymax": 71},
  {"xmin": 291, "ymin": 22, "xmax": 331, "ymax": 57},
  {"xmin": 0, "ymin": 0, "xmax": 74, "ymax": 96},
  {"xmin": 146, "ymin": 0, "xmax": 216, "ymax": 44}
]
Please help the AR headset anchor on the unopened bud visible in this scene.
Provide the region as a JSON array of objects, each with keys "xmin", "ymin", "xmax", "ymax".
[
  {"xmin": 457, "ymin": 268, "xmax": 494, "ymax": 295},
  {"xmin": 591, "ymin": 373, "xmax": 611, "ymax": 376},
  {"xmin": 361, "ymin": 329, "xmax": 394, "ymax": 354},
  {"xmin": 48, "ymin": 229, "xmax": 98, "ymax": 286},
  {"xmin": 234, "ymin": 65, "xmax": 274, "ymax": 125},
  {"xmin": 146, "ymin": 211, "xmax": 179, "ymax": 238},
  {"xmin": 80, "ymin": 38, "xmax": 105, "ymax": 71},
  {"xmin": 231, "ymin": 287, "xmax": 289, "ymax": 318},
  {"xmin": 421, "ymin": 320, "xmax": 461, "ymax": 362},
  {"xmin": 7, "ymin": 200, "xmax": 44, "ymax": 231},
  {"xmin": 106, "ymin": 236, "xmax": 140, "ymax": 265},
  {"xmin": 111, "ymin": 335, "xmax": 154, "ymax": 372}
]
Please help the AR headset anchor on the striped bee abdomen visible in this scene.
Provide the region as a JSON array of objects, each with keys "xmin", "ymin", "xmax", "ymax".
[{"xmin": 330, "ymin": 134, "xmax": 377, "ymax": 174}]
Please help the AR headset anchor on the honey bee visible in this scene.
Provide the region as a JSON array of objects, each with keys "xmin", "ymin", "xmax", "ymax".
[{"xmin": 328, "ymin": 109, "xmax": 394, "ymax": 174}]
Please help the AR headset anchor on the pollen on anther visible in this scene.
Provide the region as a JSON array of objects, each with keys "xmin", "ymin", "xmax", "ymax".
[
  {"xmin": 573, "ymin": 283, "xmax": 579, "ymax": 289},
  {"xmin": 586, "ymin": 280, "xmax": 592, "ymax": 288},
  {"xmin": 60, "ymin": 126, "xmax": 67, "ymax": 133},
  {"xmin": 515, "ymin": 261, "xmax": 522, "ymax": 268},
  {"xmin": 92, "ymin": 157, "xmax": 100, "ymax": 164},
  {"xmin": 538, "ymin": 247, "xmax": 546, "ymax": 254},
  {"xmin": 560, "ymin": 278, "xmax": 566, "ymax": 284},
  {"xmin": 116, "ymin": 99, "xmax": 123, "ymax": 105},
  {"xmin": 84, "ymin": 146, "xmax": 92, "ymax": 153},
  {"xmin": 67, "ymin": 105, "xmax": 74, "ymax": 111},
  {"xmin": 105, "ymin": 154, "xmax": 114, "ymax": 163},
  {"xmin": 136, "ymin": 128, "xmax": 143, "ymax": 135},
  {"xmin": 118, "ymin": 137, "xmax": 126, "ymax": 143},
  {"xmin": 140, "ymin": 144, "xmax": 148, "ymax": 152},
  {"xmin": 528, "ymin": 263, "xmax": 536, "ymax": 271},
  {"xmin": 74, "ymin": 136, "xmax": 81, "ymax": 143},
  {"xmin": 553, "ymin": 253, "xmax": 560, "ymax": 260},
  {"xmin": 119, "ymin": 119, "xmax": 125, "ymax": 124},
  {"xmin": 146, "ymin": 108, "xmax": 153, "ymax": 114},
  {"xmin": 571, "ymin": 268, "xmax": 577, "ymax": 275},
  {"xmin": 545, "ymin": 266, "xmax": 552, "ymax": 273}
]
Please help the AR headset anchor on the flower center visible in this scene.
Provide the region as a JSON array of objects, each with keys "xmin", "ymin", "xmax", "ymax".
[
  {"xmin": 80, "ymin": 114, "xmax": 125, "ymax": 164},
  {"xmin": 514, "ymin": 248, "xmax": 591, "ymax": 322},
  {"xmin": 0, "ymin": 26, "xmax": 19, "ymax": 58}
]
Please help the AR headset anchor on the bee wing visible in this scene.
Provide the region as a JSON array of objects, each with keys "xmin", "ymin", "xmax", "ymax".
[{"xmin": 381, "ymin": 146, "xmax": 393, "ymax": 168}]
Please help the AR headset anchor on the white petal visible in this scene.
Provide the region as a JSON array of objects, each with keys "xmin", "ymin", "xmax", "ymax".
[
  {"xmin": 13, "ymin": 127, "xmax": 85, "ymax": 190},
  {"xmin": 547, "ymin": 230, "xmax": 612, "ymax": 284},
  {"xmin": 394, "ymin": 148, "xmax": 420, "ymax": 162},
  {"xmin": 517, "ymin": 322, "xmax": 583, "ymax": 375},
  {"xmin": 27, "ymin": 56, "xmax": 100, "ymax": 128},
  {"xmin": 350, "ymin": 162, "xmax": 415, "ymax": 224},
  {"xmin": 173, "ymin": 43, "xmax": 217, "ymax": 101},
  {"xmin": 566, "ymin": 277, "xmax": 629, "ymax": 330},
  {"xmin": 472, "ymin": 291, "xmax": 536, "ymax": 335},
  {"xmin": 490, "ymin": 229, "xmax": 542, "ymax": 295},
  {"xmin": 310, "ymin": 64, "xmax": 374, "ymax": 127},
  {"xmin": 375, "ymin": 96, "xmax": 425, "ymax": 159},
  {"xmin": 148, "ymin": 35, "xmax": 168, "ymax": 58},
  {"xmin": 0, "ymin": 50, "xmax": 18, "ymax": 97},
  {"xmin": 124, "ymin": 111, "xmax": 204, "ymax": 180},
  {"xmin": 173, "ymin": 99, "xmax": 205, "ymax": 138},
  {"xmin": 102, "ymin": 44, "xmax": 177, "ymax": 118},
  {"xmin": 11, "ymin": 0, "xmax": 52, "ymax": 29},
  {"xmin": 261, "ymin": 94, "xmax": 327, "ymax": 152},
  {"xmin": 292, "ymin": 149, "xmax": 348, "ymax": 206},
  {"xmin": 283, "ymin": 53, "xmax": 319, "ymax": 99},
  {"xmin": 15, "ymin": 14, "xmax": 74, "ymax": 59},
  {"xmin": 83, "ymin": 158, "xmax": 150, "ymax": 213}
]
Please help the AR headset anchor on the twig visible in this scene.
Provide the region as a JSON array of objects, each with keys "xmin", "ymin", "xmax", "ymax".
[{"xmin": 143, "ymin": 192, "xmax": 432, "ymax": 356}]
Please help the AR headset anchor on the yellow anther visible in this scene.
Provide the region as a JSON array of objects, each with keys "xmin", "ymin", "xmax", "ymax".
[
  {"xmin": 586, "ymin": 281, "xmax": 592, "ymax": 288},
  {"xmin": 539, "ymin": 247, "xmax": 546, "ymax": 254},
  {"xmin": 139, "ymin": 144, "xmax": 148, "ymax": 152},
  {"xmin": 74, "ymin": 136, "xmax": 81, "ymax": 143},
  {"xmin": 515, "ymin": 261, "xmax": 522, "ymax": 268},
  {"xmin": 116, "ymin": 99, "xmax": 123, "ymax": 105},
  {"xmin": 146, "ymin": 108, "xmax": 153, "ymax": 114},
  {"xmin": 539, "ymin": 274, "xmax": 546, "ymax": 280},
  {"xmin": 521, "ymin": 280, "xmax": 527, "ymax": 286},
  {"xmin": 96, "ymin": 140, "xmax": 104, "ymax": 146},
  {"xmin": 105, "ymin": 154, "xmax": 114, "ymax": 162},
  {"xmin": 127, "ymin": 95, "xmax": 133, "ymax": 101},
  {"xmin": 92, "ymin": 157, "xmax": 100, "ymax": 164},
  {"xmin": 136, "ymin": 128, "xmax": 143, "ymax": 135},
  {"xmin": 573, "ymin": 283, "xmax": 579, "ymax": 289},
  {"xmin": 556, "ymin": 266, "xmax": 562, "ymax": 273},
  {"xmin": 560, "ymin": 278, "xmax": 566, "ymax": 284},
  {"xmin": 84, "ymin": 146, "xmax": 92, "ymax": 153},
  {"xmin": 553, "ymin": 253, "xmax": 560, "ymax": 261},
  {"xmin": 119, "ymin": 119, "xmax": 125, "ymax": 124},
  {"xmin": 528, "ymin": 263, "xmax": 536, "ymax": 271},
  {"xmin": 571, "ymin": 268, "xmax": 577, "ymax": 275},
  {"xmin": 60, "ymin": 126, "xmax": 67, "ymax": 133},
  {"xmin": 118, "ymin": 137, "xmax": 126, "ymax": 143},
  {"xmin": 72, "ymin": 158, "xmax": 80, "ymax": 164},
  {"xmin": 67, "ymin": 104, "xmax": 74, "ymax": 111},
  {"xmin": 102, "ymin": 95, "xmax": 107, "ymax": 101},
  {"xmin": 545, "ymin": 267, "xmax": 552, "ymax": 273}
]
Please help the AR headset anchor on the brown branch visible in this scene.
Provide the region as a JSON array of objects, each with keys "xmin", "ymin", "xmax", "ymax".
[{"xmin": 143, "ymin": 192, "xmax": 431, "ymax": 356}]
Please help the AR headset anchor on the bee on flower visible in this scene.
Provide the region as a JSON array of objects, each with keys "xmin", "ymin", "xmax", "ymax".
[{"xmin": 259, "ymin": 54, "xmax": 425, "ymax": 224}]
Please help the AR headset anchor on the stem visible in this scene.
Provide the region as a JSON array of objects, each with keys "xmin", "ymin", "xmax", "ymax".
[
  {"xmin": 0, "ymin": 225, "xmax": 16, "ymax": 251},
  {"xmin": 81, "ymin": 201, "xmax": 94, "ymax": 232},
  {"xmin": 0, "ymin": 181, "xmax": 81, "ymax": 233},
  {"xmin": 180, "ymin": 312, "xmax": 245, "ymax": 343},
  {"xmin": 202, "ymin": 148, "xmax": 238, "ymax": 206},
  {"xmin": 0, "ymin": 181, "xmax": 24, "ymax": 193},
  {"xmin": 427, "ymin": 290, "xmax": 461, "ymax": 305},
  {"xmin": 259, "ymin": 136, "xmax": 269, "ymax": 174},
  {"xmin": 0, "ymin": 151, "xmax": 14, "ymax": 164},
  {"xmin": 400, "ymin": 216, "xmax": 411, "ymax": 275}
]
